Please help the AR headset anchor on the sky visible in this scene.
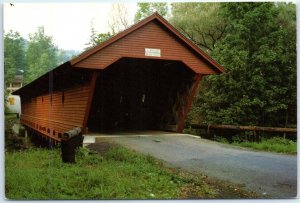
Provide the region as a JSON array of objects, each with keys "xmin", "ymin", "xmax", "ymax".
[
  {"xmin": 4, "ymin": 2, "xmax": 137, "ymax": 51},
  {"xmin": 4, "ymin": 0, "xmax": 296, "ymax": 52}
]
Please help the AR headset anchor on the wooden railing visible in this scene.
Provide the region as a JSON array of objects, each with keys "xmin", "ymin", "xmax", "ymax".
[
  {"xmin": 191, "ymin": 124, "xmax": 297, "ymax": 134},
  {"xmin": 190, "ymin": 124, "xmax": 297, "ymax": 142}
]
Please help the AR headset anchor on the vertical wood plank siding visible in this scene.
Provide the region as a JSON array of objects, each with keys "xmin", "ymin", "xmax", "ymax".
[
  {"xmin": 20, "ymin": 83, "xmax": 90, "ymax": 141},
  {"xmin": 75, "ymin": 21, "xmax": 216, "ymax": 74}
]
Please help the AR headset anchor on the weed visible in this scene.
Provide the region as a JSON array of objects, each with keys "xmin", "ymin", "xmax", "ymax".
[{"xmin": 214, "ymin": 135, "xmax": 229, "ymax": 143}]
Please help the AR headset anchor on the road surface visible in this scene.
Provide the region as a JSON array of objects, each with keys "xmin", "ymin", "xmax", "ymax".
[{"xmin": 85, "ymin": 132, "xmax": 297, "ymax": 198}]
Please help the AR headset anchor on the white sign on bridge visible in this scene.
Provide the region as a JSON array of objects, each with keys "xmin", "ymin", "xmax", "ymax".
[{"xmin": 145, "ymin": 48, "xmax": 161, "ymax": 57}]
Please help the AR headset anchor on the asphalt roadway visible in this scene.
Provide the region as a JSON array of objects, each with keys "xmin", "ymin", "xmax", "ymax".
[{"xmin": 90, "ymin": 132, "xmax": 297, "ymax": 198}]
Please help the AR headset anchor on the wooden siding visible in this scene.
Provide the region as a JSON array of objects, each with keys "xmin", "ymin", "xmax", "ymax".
[
  {"xmin": 20, "ymin": 83, "xmax": 90, "ymax": 141},
  {"xmin": 75, "ymin": 21, "xmax": 217, "ymax": 74}
]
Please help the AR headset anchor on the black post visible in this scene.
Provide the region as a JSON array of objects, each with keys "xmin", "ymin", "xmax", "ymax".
[{"xmin": 61, "ymin": 127, "xmax": 83, "ymax": 163}]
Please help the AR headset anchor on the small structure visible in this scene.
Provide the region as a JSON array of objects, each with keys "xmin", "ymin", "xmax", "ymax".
[
  {"xmin": 13, "ymin": 13, "xmax": 224, "ymax": 142},
  {"xmin": 7, "ymin": 74, "xmax": 23, "ymax": 93},
  {"xmin": 6, "ymin": 95, "xmax": 21, "ymax": 117},
  {"xmin": 6, "ymin": 74, "xmax": 23, "ymax": 117}
]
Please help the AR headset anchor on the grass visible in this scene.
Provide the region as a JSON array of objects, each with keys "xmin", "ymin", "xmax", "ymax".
[
  {"xmin": 214, "ymin": 136, "xmax": 297, "ymax": 154},
  {"xmin": 5, "ymin": 146, "xmax": 216, "ymax": 200},
  {"xmin": 232, "ymin": 137, "xmax": 297, "ymax": 154},
  {"xmin": 5, "ymin": 113, "xmax": 18, "ymax": 120}
]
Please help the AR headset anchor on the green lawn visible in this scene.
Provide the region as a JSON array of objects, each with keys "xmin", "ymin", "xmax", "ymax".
[{"xmin": 5, "ymin": 146, "xmax": 216, "ymax": 200}]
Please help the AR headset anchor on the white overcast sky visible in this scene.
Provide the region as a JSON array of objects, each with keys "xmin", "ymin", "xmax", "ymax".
[
  {"xmin": 3, "ymin": 0, "xmax": 296, "ymax": 52},
  {"xmin": 4, "ymin": 2, "xmax": 138, "ymax": 51}
]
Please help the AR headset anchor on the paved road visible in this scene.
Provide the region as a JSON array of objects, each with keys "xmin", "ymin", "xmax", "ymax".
[{"xmin": 88, "ymin": 132, "xmax": 297, "ymax": 198}]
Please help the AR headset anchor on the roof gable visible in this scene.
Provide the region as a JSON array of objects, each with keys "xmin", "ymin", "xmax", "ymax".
[
  {"xmin": 71, "ymin": 13, "xmax": 224, "ymax": 74},
  {"xmin": 13, "ymin": 13, "xmax": 225, "ymax": 96}
]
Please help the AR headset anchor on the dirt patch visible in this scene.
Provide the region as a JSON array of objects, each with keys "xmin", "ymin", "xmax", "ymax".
[
  {"xmin": 86, "ymin": 139, "xmax": 118, "ymax": 156},
  {"xmin": 204, "ymin": 177, "xmax": 261, "ymax": 198},
  {"xmin": 169, "ymin": 169, "xmax": 261, "ymax": 199}
]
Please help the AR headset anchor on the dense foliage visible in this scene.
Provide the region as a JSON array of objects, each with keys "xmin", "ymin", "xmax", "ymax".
[
  {"xmin": 171, "ymin": 3, "xmax": 228, "ymax": 53},
  {"xmin": 134, "ymin": 3, "xmax": 168, "ymax": 22},
  {"xmin": 25, "ymin": 27, "xmax": 59, "ymax": 84},
  {"xmin": 4, "ymin": 31, "xmax": 26, "ymax": 83},
  {"xmin": 177, "ymin": 2, "xmax": 296, "ymax": 127},
  {"xmin": 4, "ymin": 27, "xmax": 77, "ymax": 86}
]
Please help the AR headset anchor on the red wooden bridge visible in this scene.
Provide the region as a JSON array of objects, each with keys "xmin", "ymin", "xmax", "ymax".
[{"xmin": 13, "ymin": 13, "xmax": 224, "ymax": 143}]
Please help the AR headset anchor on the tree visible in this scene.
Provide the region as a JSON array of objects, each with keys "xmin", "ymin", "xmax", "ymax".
[
  {"xmin": 25, "ymin": 26, "xmax": 58, "ymax": 84},
  {"xmin": 85, "ymin": 3, "xmax": 131, "ymax": 49},
  {"xmin": 4, "ymin": 30, "xmax": 26, "ymax": 86},
  {"xmin": 57, "ymin": 49, "xmax": 80, "ymax": 63},
  {"xmin": 108, "ymin": 3, "xmax": 131, "ymax": 35},
  {"xmin": 134, "ymin": 3, "xmax": 168, "ymax": 22},
  {"xmin": 192, "ymin": 2, "xmax": 296, "ymax": 127},
  {"xmin": 85, "ymin": 21, "xmax": 112, "ymax": 49},
  {"xmin": 272, "ymin": 2, "xmax": 297, "ymax": 127},
  {"xmin": 171, "ymin": 3, "xmax": 228, "ymax": 53}
]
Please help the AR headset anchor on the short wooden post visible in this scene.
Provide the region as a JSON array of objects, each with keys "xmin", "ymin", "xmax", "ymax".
[{"xmin": 253, "ymin": 130, "xmax": 258, "ymax": 143}]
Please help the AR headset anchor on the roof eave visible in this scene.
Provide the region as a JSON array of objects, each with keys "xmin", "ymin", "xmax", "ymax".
[
  {"xmin": 70, "ymin": 13, "xmax": 158, "ymax": 66},
  {"xmin": 153, "ymin": 14, "xmax": 225, "ymax": 74},
  {"xmin": 70, "ymin": 12, "xmax": 224, "ymax": 74},
  {"xmin": 12, "ymin": 61, "xmax": 71, "ymax": 96}
]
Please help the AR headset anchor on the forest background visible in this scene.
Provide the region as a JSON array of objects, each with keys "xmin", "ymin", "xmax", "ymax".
[{"xmin": 4, "ymin": 2, "xmax": 296, "ymax": 128}]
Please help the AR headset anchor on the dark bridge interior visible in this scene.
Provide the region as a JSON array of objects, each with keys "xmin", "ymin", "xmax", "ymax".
[{"xmin": 87, "ymin": 57, "xmax": 195, "ymax": 132}]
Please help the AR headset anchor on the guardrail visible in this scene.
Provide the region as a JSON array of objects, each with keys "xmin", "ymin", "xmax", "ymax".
[
  {"xmin": 190, "ymin": 124, "xmax": 297, "ymax": 142},
  {"xmin": 191, "ymin": 124, "xmax": 296, "ymax": 134}
]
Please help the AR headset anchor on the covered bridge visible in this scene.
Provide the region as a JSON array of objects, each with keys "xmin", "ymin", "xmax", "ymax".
[{"xmin": 13, "ymin": 13, "xmax": 224, "ymax": 142}]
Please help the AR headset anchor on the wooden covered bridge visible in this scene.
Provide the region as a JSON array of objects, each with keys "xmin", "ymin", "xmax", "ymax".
[{"xmin": 13, "ymin": 13, "xmax": 224, "ymax": 142}]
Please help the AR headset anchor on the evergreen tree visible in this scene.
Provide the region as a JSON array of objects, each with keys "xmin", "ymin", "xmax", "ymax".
[
  {"xmin": 193, "ymin": 2, "xmax": 296, "ymax": 127},
  {"xmin": 85, "ymin": 22, "xmax": 112, "ymax": 50}
]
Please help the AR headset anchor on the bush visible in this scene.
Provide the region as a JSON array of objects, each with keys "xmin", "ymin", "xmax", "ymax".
[{"xmin": 213, "ymin": 135, "xmax": 229, "ymax": 143}]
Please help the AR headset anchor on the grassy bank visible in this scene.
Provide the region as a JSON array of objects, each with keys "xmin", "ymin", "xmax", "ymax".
[
  {"xmin": 184, "ymin": 126, "xmax": 296, "ymax": 154},
  {"xmin": 215, "ymin": 136, "xmax": 297, "ymax": 154},
  {"xmin": 232, "ymin": 137, "xmax": 297, "ymax": 154},
  {"xmin": 6, "ymin": 147, "xmax": 180, "ymax": 199},
  {"xmin": 6, "ymin": 146, "xmax": 219, "ymax": 200}
]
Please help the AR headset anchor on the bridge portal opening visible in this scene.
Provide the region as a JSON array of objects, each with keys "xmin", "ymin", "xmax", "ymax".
[{"xmin": 87, "ymin": 57, "xmax": 195, "ymax": 132}]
